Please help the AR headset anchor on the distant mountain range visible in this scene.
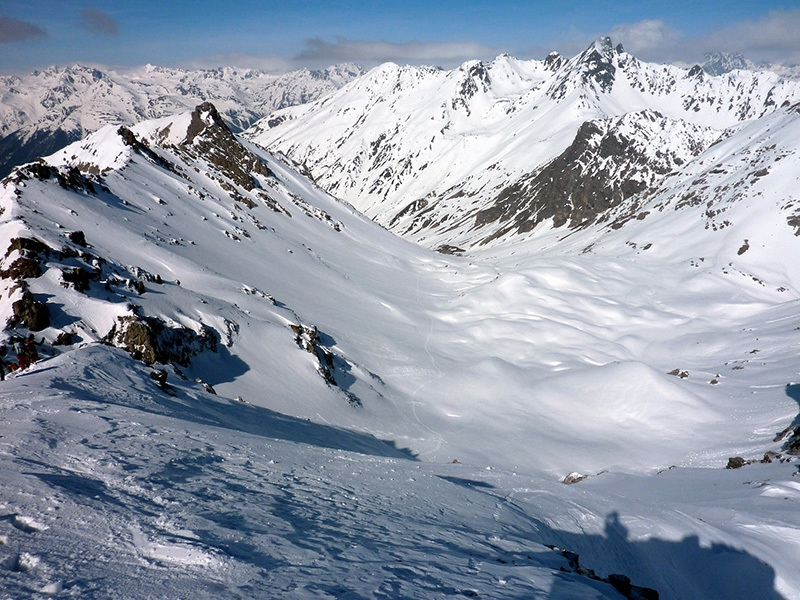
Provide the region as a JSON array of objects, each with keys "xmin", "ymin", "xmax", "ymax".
[
  {"xmin": 0, "ymin": 62, "xmax": 364, "ymax": 178},
  {"xmin": 251, "ymin": 37, "xmax": 800, "ymax": 251}
]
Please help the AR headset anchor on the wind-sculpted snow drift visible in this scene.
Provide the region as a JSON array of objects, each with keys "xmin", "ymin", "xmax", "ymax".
[{"xmin": 1, "ymin": 38, "xmax": 800, "ymax": 599}]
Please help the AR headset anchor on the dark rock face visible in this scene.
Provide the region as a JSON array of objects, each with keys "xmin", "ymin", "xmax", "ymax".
[
  {"xmin": 9, "ymin": 161, "xmax": 97, "ymax": 193},
  {"xmin": 104, "ymin": 314, "xmax": 218, "ymax": 367},
  {"xmin": 726, "ymin": 456, "xmax": 748, "ymax": 469},
  {"xmin": 547, "ymin": 36, "xmax": 619, "ymax": 101},
  {"xmin": 475, "ymin": 119, "xmax": 638, "ymax": 234},
  {"xmin": 703, "ymin": 52, "xmax": 749, "ymax": 76},
  {"xmin": 150, "ymin": 368, "xmax": 168, "ymax": 388},
  {"xmin": 292, "ymin": 322, "xmax": 337, "ymax": 386},
  {"xmin": 474, "ymin": 110, "xmax": 712, "ymax": 241},
  {"xmin": 10, "ymin": 290, "xmax": 50, "ymax": 331},
  {"xmin": 459, "ymin": 62, "xmax": 491, "ymax": 101},
  {"xmin": 544, "ymin": 52, "xmax": 565, "ymax": 72},
  {"xmin": 67, "ymin": 230, "xmax": 87, "ymax": 247},
  {"xmin": 687, "ymin": 65, "xmax": 705, "ymax": 79},
  {"xmin": 61, "ymin": 267, "xmax": 95, "ymax": 292},
  {"xmin": 291, "ymin": 322, "xmax": 361, "ymax": 406},
  {"xmin": 1, "ymin": 256, "xmax": 43, "ymax": 280},
  {"xmin": 52, "ymin": 331, "xmax": 75, "ymax": 346},
  {"xmin": 776, "ymin": 423, "xmax": 800, "ymax": 455},
  {"xmin": 176, "ymin": 102, "xmax": 272, "ymax": 193},
  {"xmin": 435, "ymin": 244, "xmax": 465, "ymax": 255},
  {"xmin": 116, "ymin": 126, "xmax": 178, "ymax": 173},
  {"xmin": 4, "ymin": 237, "xmax": 50, "ymax": 259},
  {"xmin": 549, "ymin": 545, "xmax": 660, "ymax": 599},
  {"xmin": 1, "ymin": 237, "xmax": 52, "ymax": 330},
  {"xmin": 478, "ymin": 119, "xmax": 639, "ymax": 231}
]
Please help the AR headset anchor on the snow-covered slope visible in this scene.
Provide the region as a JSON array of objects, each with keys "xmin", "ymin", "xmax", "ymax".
[
  {"xmin": 3, "ymin": 346, "xmax": 799, "ymax": 599},
  {"xmin": 0, "ymin": 62, "xmax": 363, "ymax": 178},
  {"xmin": 1, "ymin": 97, "xmax": 799, "ymax": 598},
  {"xmin": 250, "ymin": 38, "xmax": 800, "ymax": 250}
]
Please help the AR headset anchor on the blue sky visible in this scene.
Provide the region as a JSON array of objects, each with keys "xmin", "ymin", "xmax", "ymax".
[{"xmin": 2, "ymin": 1, "xmax": 800, "ymax": 74}]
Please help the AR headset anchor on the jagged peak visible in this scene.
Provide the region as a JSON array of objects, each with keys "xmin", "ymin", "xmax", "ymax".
[
  {"xmin": 546, "ymin": 36, "xmax": 624, "ymax": 99},
  {"xmin": 318, "ymin": 62, "xmax": 366, "ymax": 81},
  {"xmin": 702, "ymin": 51, "xmax": 752, "ymax": 76},
  {"xmin": 592, "ymin": 36, "xmax": 616, "ymax": 56},
  {"xmin": 120, "ymin": 102, "xmax": 233, "ymax": 149},
  {"xmin": 571, "ymin": 36, "xmax": 625, "ymax": 63},
  {"xmin": 544, "ymin": 51, "xmax": 565, "ymax": 72},
  {"xmin": 686, "ymin": 65, "xmax": 705, "ymax": 79},
  {"xmin": 30, "ymin": 63, "xmax": 106, "ymax": 82},
  {"xmin": 458, "ymin": 59, "xmax": 485, "ymax": 72},
  {"xmin": 581, "ymin": 36, "xmax": 628, "ymax": 62},
  {"xmin": 184, "ymin": 102, "xmax": 230, "ymax": 145}
]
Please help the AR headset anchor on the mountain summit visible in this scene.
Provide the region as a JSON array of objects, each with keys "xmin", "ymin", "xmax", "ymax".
[
  {"xmin": 547, "ymin": 36, "xmax": 626, "ymax": 99},
  {"xmin": 250, "ymin": 38, "xmax": 800, "ymax": 251}
]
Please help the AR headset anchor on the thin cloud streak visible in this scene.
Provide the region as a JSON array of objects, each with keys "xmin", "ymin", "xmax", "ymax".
[
  {"xmin": 0, "ymin": 14, "xmax": 46, "ymax": 43},
  {"xmin": 79, "ymin": 9, "xmax": 119, "ymax": 36},
  {"xmin": 295, "ymin": 37, "xmax": 500, "ymax": 68},
  {"xmin": 178, "ymin": 52, "xmax": 294, "ymax": 73}
]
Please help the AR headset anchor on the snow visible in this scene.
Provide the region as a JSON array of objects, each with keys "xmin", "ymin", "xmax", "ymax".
[
  {"xmin": 248, "ymin": 45, "xmax": 800, "ymax": 250},
  {"xmin": 0, "ymin": 63, "xmax": 364, "ymax": 141},
  {"xmin": 1, "ymin": 346, "xmax": 799, "ymax": 599},
  {"xmin": 1, "ymin": 42, "xmax": 800, "ymax": 598}
]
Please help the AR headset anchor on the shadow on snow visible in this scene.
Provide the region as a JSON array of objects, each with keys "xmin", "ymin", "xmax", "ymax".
[
  {"xmin": 44, "ymin": 345, "xmax": 417, "ymax": 461},
  {"xmin": 540, "ymin": 510, "xmax": 785, "ymax": 600},
  {"xmin": 786, "ymin": 383, "xmax": 800, "ymax": 428}
]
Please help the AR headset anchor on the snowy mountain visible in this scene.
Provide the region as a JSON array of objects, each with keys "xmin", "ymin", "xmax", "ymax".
[
  {"xmin": 250, "ymin": 38, "xmax": 800, "ymax": 250},
  {"xmin": 702, "ymin": 52, "xmax": 800, "ymax": 80},
  {"xmin": 1, "ymin": 40, "xmax": 800, "ymax": 598},
  {"xmin": 702, "ymin": 52, "xmax": 755, "ymax": 76},
  {"xmin": 0, "ymin": 62, "xmax": 364, "ymax": 178}
]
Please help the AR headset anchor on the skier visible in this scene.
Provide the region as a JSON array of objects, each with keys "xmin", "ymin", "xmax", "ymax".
[
  {"xmin": 24, "ymin": 334, "xmax": 39, "ymax": 363},
  {"xmin": 13, "ymin": 338, "xmax": 29, "ymax": 370}
]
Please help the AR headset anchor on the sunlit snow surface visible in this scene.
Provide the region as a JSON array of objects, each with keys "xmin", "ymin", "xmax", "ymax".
[
  {"xmin": 0, "ymin": 104, "xmax": 799, "ymax": 597},
  {"xmin": 1, "ymin": 348, "xmax": 799, "ymax": 598}
]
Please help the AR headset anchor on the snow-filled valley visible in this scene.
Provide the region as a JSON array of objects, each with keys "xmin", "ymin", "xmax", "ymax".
[{"xmin": 1, "ymin": 40, "xmax": 800, "ymax": 599}]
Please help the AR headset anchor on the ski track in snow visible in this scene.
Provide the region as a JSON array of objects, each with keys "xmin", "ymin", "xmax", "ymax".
[{"xmin": 409, "ymin": 266, "xmax": 446, "ymax": 458}]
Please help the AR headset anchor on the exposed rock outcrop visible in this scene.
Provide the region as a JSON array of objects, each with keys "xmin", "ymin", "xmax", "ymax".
[
  {"xmin": 104, "ymin": 313, "xmax": 218, "ymax": 366},
  {"xmin": 476, "ymin": 111, "xmax": 715, "ymax": 241},
  {"xmin": 10, "ymin": 290, "xmax": 50, "ymax": 331},
  {"xmin": 291, "ymin": 322, "xmax": 361, "ymax": 406}
]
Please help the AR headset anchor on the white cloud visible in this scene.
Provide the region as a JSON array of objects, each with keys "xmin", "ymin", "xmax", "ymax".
[
  {"xmin": 608, "ymin": 20, "xmax": 679, "ymax": 56},
  {"xmin": 696, "ymin": 9, "xmax": 800, "ymax": 64},
  {"xmin": 294, "ymin": 37, "xmax": 500, "ymax": 68},
  {"xmin": 175, "ymin": 38, "xmax": 500, "ymax": 74},
  {"xmin": 178, "ymin": 52, "xmax": 294, "ymax": 73}
]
